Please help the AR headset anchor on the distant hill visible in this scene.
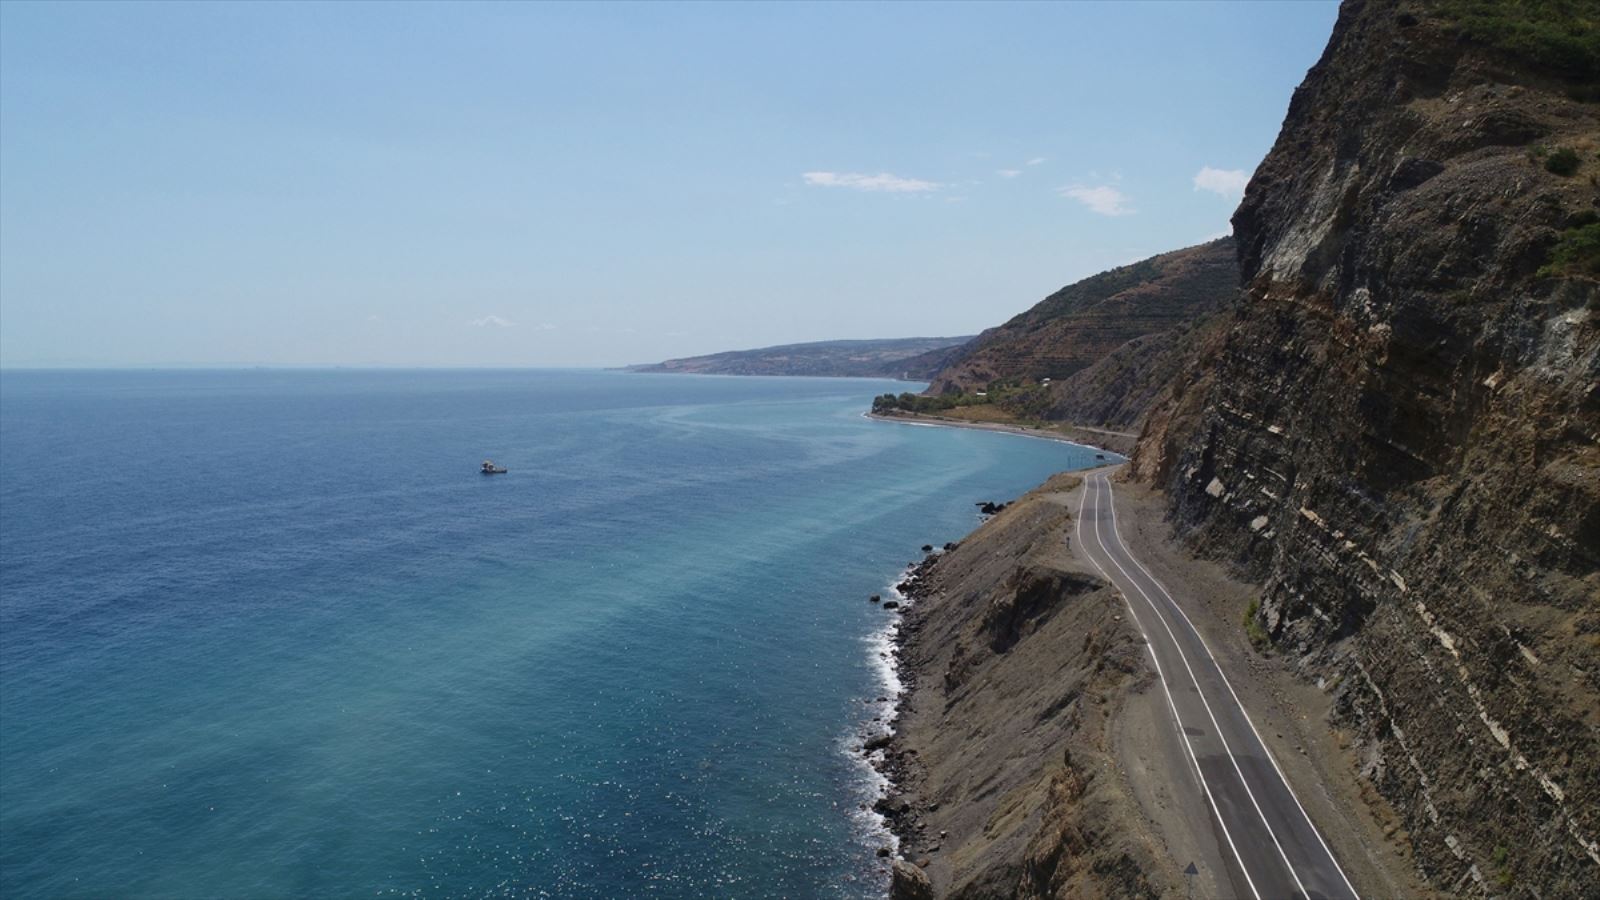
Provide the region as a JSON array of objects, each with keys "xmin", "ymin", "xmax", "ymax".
[
  {"xmin": 926, "ymin": 237, "xmax": 1238, "ymax": 397},
  {"xmin": 627, "ymin": 336, "xmax": 974, "ymax": 380},
  {"xmin": 872, "ymin": 238, "xmax": 1240, "ymax": 434}
]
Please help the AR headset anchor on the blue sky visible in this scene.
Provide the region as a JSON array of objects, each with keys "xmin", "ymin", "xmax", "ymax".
[{"xmin": 0, "ymin": 0, "xmax": 1339, "ymax": 368}]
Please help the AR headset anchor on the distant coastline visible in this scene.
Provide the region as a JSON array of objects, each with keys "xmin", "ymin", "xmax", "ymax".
[{"xmin": 623, "ymin": 335, "xmax": 973, "ymax": 381}]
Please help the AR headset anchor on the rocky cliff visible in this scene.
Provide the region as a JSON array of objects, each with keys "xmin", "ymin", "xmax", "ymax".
[{"xmin": 1133, "ymin": 1, "xmax": 1600, "ymax": 895}]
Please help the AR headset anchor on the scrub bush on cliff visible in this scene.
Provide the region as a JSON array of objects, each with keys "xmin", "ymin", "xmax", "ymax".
[
  {"xmin": 1544, "ymin": 146, "xmax": 1581, "ymax": 176},
  {"xmin": 1539, "ymin": 221, "xmax": 1600, "ymax": 279},
  {"xmin": 1437, "ymin": 0, "xmax": 1600, "ymax": 82}
]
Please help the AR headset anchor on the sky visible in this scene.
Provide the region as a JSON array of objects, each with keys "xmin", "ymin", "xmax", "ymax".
[{"xmin": 0, "ymin": 0, "xmax": 1340, "ymax": 368}]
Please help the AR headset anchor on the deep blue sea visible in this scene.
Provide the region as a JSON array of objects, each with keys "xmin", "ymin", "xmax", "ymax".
[{"xmin": 0, "ymin": 369, "xmax": 1105, "ymax": 898}]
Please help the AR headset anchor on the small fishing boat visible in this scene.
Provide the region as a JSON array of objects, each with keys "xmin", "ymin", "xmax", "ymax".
[{"xmin": 481, "ymin": 459, "xmax": 508, "ymax": 475}]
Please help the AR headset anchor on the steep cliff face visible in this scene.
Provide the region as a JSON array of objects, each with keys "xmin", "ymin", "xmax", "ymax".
[
  {"xmin": 1037, "ymin": 311, "xmax": 1232, "ymax": 433},
  {"xmin": 926, "ymin": 239, "xmax": 1238, "ymax": 405},
  {"xmin": 1135, "ymin": 1, "xmax": 1599, "ymax": 894}
]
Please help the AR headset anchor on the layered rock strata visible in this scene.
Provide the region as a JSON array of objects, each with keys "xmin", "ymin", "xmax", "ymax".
[{"xmin": 1135, "ymin": 2, "xmax": 1600, "ymax": 895}]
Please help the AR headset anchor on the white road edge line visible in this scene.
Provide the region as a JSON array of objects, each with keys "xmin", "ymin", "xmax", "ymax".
[
  {"xmin": 1079, "ymin": 479, "xmax": 1204, "ymax": 798},
  {"xmin": 1076, "ymin": 475, "xmax": 1263, "ymax": 900},
  {"xmin": 1093, "ymin": 474, "xmax": 1311, "ymax": 899},
  {"xmin": 1103, "ymin": 476, "xmax": 1362, "ymax": 900}
]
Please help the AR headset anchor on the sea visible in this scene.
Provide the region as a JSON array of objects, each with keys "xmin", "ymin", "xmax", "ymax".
[{"xmin": 0, "ymin": 369, "xmax": 1107, "ymax": 898}]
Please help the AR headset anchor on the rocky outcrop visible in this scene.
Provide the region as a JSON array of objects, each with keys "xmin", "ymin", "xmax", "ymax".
[
  {"xmin": 881, "ymin": 474, "xmax": 1174, "ymax": 899},
  {"xmin": 1134, "ymin": 2, "xmax": 1600, "ymax": 895},
  {"xmin": 889, "ymin": 860, "xmax": 935, "ymax": 900}
]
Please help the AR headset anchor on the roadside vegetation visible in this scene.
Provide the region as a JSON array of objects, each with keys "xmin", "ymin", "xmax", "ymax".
[{"xmin": 1243, "ymin": 598, "xmax": 1271, "ymax": 650}]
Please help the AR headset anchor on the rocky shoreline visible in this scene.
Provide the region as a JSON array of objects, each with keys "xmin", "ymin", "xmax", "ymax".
[
  {"xmin": 862, "ymin": 548, "xmax": 941, "ymax": 898},
  {"xmin": 854, "ymin": 473, "xmax": 1176, "ymax": 899},
  {"xmin": 869, "ymin": 556, "xmax": 937, "ymax": 810}
]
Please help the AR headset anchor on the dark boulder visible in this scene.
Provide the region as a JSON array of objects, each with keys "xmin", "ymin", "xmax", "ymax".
[{"xmin": 889, "ymin": 859, "xmax": 934, "ymax": 900}]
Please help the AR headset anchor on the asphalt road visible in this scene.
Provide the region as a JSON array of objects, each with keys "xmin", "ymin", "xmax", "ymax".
[{"xmin": 1076, "ymin": 470, "xmax": 1359, "ymax": 900}]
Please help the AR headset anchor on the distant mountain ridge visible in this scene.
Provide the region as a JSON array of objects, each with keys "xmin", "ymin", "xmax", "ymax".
[{"xmin": 627, "ymin": 335, "xmax": 974, "ymax": 380}]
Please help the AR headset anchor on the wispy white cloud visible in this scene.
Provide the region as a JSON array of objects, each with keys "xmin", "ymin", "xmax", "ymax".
[
  {"xmin": 1059, "ymin": 184, "xmax": 1135, "ymax": 216},
  {"xmin": 469, "ymin": 315, "xmax": 515, "ymax": 328},
  {"xmin": 1193, "ymin": 166, "xmax": 1250, "ymax": 198},
  {"xmin": 996, "ymin": 169, "xmax": 1022, "ymax": 179},
  {"xmin": 802, "ymin": 171, "xmax": 941, "ymax": 193},
  {"xmin": 1026, "ymin": 157, "xmax": 1047, "ymax": 166}
]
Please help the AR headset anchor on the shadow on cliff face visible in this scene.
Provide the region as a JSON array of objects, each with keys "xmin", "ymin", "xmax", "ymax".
[
  {"xmin": 982, "ymin": 568, "xmax": 1101, "ymax": 655},
  {"xmin": 941, "ymin": 566, "xmax": 1100, "ymax": 699}
]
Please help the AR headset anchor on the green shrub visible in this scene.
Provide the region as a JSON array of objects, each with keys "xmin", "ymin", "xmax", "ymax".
[
  {"xmin": 1243, "ymin": 599, "xmax": 1270, "ymax": 649},
  {"xmin": 1436, "ymin": 0, "xmax": 1600, "ymax": 82},
  {"xmin": 1538, "ymin": 221, "xmax": 1600, "ymax": 278},
  {"xmin": 1493, "ymin": 845, "xmax": 1515, "ymax": 887},
  {"xmin": 871, "ymin": 390, "xmax": 969, "ymax": 415},
  {"xmin": 1545, "ymin": 146, "xmax": 1581, "ymax": 175},
  {"xmin": 995, "ymin": 383, "xmax": 1055, "ymax": 420},
  {"xmin": 872, "ymin": 377, "xmax": 1063, "ymax": 417}
]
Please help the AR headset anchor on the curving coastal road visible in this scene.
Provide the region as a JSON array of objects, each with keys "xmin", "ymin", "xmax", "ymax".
[{"xmin": 1076, "ymin": 469, "xmax": 1359, "ymax": 900}]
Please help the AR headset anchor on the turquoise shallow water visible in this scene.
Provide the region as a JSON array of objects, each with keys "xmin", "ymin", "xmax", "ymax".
[{"xmin": 0, "ymin": 369, "xmax": 1106, "ymax": 898}]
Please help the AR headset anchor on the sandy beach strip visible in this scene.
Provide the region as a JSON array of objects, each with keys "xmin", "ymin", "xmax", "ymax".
[{"xmin": 864, "ymin": 410, "xmax": 1133, "ymax": 457}]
